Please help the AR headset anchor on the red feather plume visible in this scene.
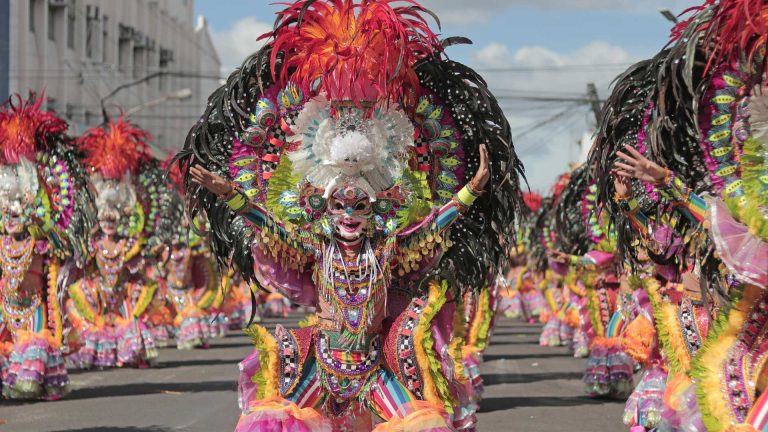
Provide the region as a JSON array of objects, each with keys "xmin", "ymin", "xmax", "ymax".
[
  {"xmin": 0, "ymin": 93, "xmax": 68, "ymax": 164},
  {"xmin": 551, "ymin": 172, "xmax": 571, "ymax": 204},
  {"xmin": 672, "ymin": 0, "xmax": 768, "ymax": 75},
  {"xmin": 163, "ymin": 155, "xmax": 185, "ymax": 193},
  {"xmin": 701, "ymin": 0, "xmax": 768, "ymax": 75},
  {"xmin": 265, "ymin": 0, "xmax": 442, "ymax": 103},
  {"xmin": 78, "ymin": 115, "xmax": 151, "ymax": 180},
  {"xmin": 522, "ymin": 192, "xmax": 543, "ymax": 212}
]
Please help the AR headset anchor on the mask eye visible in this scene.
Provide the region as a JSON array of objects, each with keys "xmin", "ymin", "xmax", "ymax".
[
  {"xmin": 355, "ymin": 202, "xmax": 367, "ymax": 211},
  {"xmin": 333, "ymin": 201, "xmax": 344, "ymax": 211}
]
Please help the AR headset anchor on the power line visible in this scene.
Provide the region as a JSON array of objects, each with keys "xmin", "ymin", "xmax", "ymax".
[
  {"xmin": 474, "ymin": 63, "xmax": 633, "ymax": 73},
  {"xmin": 515, "ymin": 104, "xmax": 584, "ymax": 139}
]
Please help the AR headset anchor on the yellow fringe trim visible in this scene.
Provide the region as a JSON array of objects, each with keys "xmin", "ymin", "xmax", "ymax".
[
  {"xmin": 693, "ymin": 287, "xmax": 763, "ymax": 432},
  {"xmin": 449, "ymin": 289, "xmax": 467, "ymax": 383},
  {"xmin": 298, "ymin": 314, "xmax": 319, "ymax": 328},
  {"xmin": 243, "ymin": 325, "xmax": 279, "ymax": 399},
  {"xmin": 645, "ymin": 279, "xmax": 693, "ymax": 375},
  {"xmin": 132, "ymin": 282, "xmax": 157, "ymax": 318},
  {"xmin": 124, "ymin": 237, "xmax": 145, "ymax": 261},
  {"xmin": 467, "ymin": 288, "xmax": 492, "ymax": 352},
  {"xmin": 413, "ymin": 280, "xmax": 455, "ymax": 413}
]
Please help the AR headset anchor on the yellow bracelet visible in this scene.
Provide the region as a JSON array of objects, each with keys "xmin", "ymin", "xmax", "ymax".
[
  {"xmin": 225, "ymin": 191, "xmax": 247, "ymax": 212},
  {"xmin": 456, "ymin": 185, "xmax": 479, "ymax": 207}
]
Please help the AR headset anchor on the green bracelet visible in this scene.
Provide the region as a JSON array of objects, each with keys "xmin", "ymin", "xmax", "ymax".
[
  {"xmin": 225, "ymin": 191, "xmax": 248, "ymax": 212},
  {"xmin": 457, "ymin": 185, "xmax": 479, "ymax": 207}
]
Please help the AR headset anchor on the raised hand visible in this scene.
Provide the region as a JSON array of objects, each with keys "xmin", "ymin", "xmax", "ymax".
[
  {"xmin": 547, "ymin": 249, "xmax": 569, "ymax": 264},
  {"xmin": 611, "ymin": 169, "xmax": 633, "ymax": 200},
  {"xmin": 469, "ymin": 144, "xmax": 491, "ymax": 193},
  {"xmin": 189, "ymin": 165, "xmax": 234, "ymax": 197},
  {"xmin": 613, "ymin": 145, "xmax": 668, "ymax": 185}
]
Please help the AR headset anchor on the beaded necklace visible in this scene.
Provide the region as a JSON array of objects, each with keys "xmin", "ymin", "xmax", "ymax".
[
  {"xmin": 95, "ymin": 237, "xmax": 127, "ymax": 295},
  {"xmin": 317, "ymin": 237, "xmax": 389, "ymax": 334},
  {"xmin": 0, "ymin": 235, "xmax": 35, "ymax": 292},
  {"xmin": 169, "ymin": 246, "xmax": 191, "ymax": 289},
  {"xmin": 0, "ymin": 235, "xmax": 39, "ymax": 332}
]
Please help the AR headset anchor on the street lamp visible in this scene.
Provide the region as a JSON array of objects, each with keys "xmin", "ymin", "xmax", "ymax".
[
  {"xmin": 124, "ymin": 88, "xmax": 193, "ymax": 117},
  {"xmin": 659, "ymin": 9, "xmax": 678, "ymax": 24},
  {"xmin": 99, "ymin": 70, "xmax": 222, "ymax": 123}
]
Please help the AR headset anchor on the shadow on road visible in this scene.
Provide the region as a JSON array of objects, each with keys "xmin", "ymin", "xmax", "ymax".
[
  {"xmin": 482, "ymin": 352, "xmax": 573, "ymax": 362},
  {"xmin": 49, "ymin": 428, "xmax": 171, "ymax": 432},
  {"xmin": 479, "ymin": 395, "xmax": 620, "ymax": 413},
  {"xmin": 482, "ymin": 371, "xmax": 583, "ymax": 386},
  {"xmin": 206, "ymin": 341, "xmax": 254, "ymax": 349},
  {"xmin": 156, "ymin": 358, "xmax": 237, "ymax": 369},
  {"xmin": 489, "ymin": 330, "xmax": 544, "ymax": 336},
  {"xmin": 66, "ymin": 380, "xmax": 236, "ymax": 400}
]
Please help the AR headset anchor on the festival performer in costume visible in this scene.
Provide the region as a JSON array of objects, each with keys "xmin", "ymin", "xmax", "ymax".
[
  {"xmin": 548, "ymin": 166, "xmax": 634, "ymax": 399},
  {"xmin": 176, "ymin": 1, "xmax": 523, "ymax": 429},
  {"xmin": 0, "ymin": 93, "xmax": 93, "ymax": 399},
  {"xmin": 68, "ymin": 117, "xmax": 159, "ymax": 368},
  {"xmin": 163, "ymin": 212, "xmax": 221, "ymax": 350},
  {"xmin": 585, "ymin": 0, "xmax": 767, "ymax": 428}
]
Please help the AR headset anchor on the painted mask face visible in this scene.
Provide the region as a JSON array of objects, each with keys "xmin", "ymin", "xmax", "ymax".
[
  {"xmin": 98, "ymin": 206, "xmax": 120, "ymax": 236},
  {"xmin": 2, "ymin": 199, "xmax": 30, "ymax": 235},
  {"xmin": 0, "ymin": 163, "xmax": 39, "ymax": 235},
  {"xmin": 327, "ymin": 184, "xmax": 372, "ymax": 241},
  {"xmin": 95, "ymin": 184, "xmax": 133, "ymax": 237}
]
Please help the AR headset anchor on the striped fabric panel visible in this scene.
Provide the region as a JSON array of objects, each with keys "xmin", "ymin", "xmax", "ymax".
[
  {"xmin": 286, "ymin": 360, "xmax": 324, "ymax": 409},
  {"xmin": 368, "ymin": 369, "xmax": 415, "ymax": 421},
  {"xmin": 747, "ymin": 391, "xmax": 768, "ymax": 431}
]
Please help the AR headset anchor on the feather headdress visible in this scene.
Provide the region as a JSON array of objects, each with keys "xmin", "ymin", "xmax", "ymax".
[
  {"xmin": 672, "ymin": 0, "xmax": 768, "ymax": 76},
  {"xmin": 267, "ymin": 0, "xmax": 441, "ymax": 103},
  {"xmin": 0, "ymin": 93, "xmax": 68, "ymax": 164},
  {"xmin": 177, "ymin": 0, "xmax": 525, "ymax": 293},
  {"xmin": 78, "ymin": 115, "xmax": 150, "ymax": 180},
  {"xmin": 288, "ymin": 96, "xmax": 414, "ymax": 197}
]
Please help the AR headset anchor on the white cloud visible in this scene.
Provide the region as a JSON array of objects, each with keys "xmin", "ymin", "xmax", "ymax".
[
  {"xmin": 469, "ymin": 41, "xmax": 637, "ymax": 190},
  {"xmin": 210, "ymin": 17, "xmax": 272, "ymax": 75},
  {"xmin": 418, "ymin": 0, "xmax": 699, "ymax": 25}
]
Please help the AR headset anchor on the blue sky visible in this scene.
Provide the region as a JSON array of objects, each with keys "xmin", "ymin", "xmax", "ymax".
[{"xmin": 194, "ymin": 0, "xmax": 698, "ymax": 191}]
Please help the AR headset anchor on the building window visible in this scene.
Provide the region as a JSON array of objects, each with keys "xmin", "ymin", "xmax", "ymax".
[
  {"xmin": 118, "ymin": 24, "xmax": 133, "ymax": 72},
  {"xmin": 102, "ymin": 15, "xmax": 109, "ymax": 62},
  {"xmin": 29, "ymin": 0, "xmax": 35, "ymax": 33},
  {"xmin": 66, "ymin": 1, "xmax": 76, "ymax": 49},
  {"xmin": 85, "ymin": 5, "xmax": 99, "ymax": 59},
  {"xmin": 47, "ymin": 7, "xmax": 56, "ymax": 41}
]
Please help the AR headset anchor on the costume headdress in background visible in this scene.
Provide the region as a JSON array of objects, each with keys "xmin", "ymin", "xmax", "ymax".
[
  {"xmin": 78, "ymin": 116, "xmax": 150, "ymax": 238},
  {"xmin": 0, "ymin": 93, "xmax": 94, "ymax": 262},
  {"xmin": 176, "ymin": 0, "xmax": 524, "ymax": 289}
]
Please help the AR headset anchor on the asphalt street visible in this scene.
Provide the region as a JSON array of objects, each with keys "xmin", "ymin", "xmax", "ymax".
[{"xmin": 0, "ymin": 316, "xmax": 625, "ymax": 431}]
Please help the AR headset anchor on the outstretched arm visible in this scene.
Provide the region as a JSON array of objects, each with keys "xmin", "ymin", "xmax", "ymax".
[
  {"xmin": 401, "ymin": 145, "xmax": 490, "ymax": 238},
  {"xmin": 397, "ymin": 145, "xmax": 490, "ymax": 275},
  {"xmin": 614, "ymin": 145, "xmax": 706, "ymax": 225},
  {"xmin": 190, "ymin": 165, "xmax": 318, "ymax": 301},
  {"xmin": 189, "ymin": 165, "xmax": 319, "ymax": 254}
]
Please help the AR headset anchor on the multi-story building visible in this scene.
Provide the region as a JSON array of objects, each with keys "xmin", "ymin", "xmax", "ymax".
[{"xmin": 2, "ymin": 0, "xmax": 221, "ymax": 156}]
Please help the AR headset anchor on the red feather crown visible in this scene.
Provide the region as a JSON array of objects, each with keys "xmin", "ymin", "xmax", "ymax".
[
  {"xmin": 0, "ymin": 93, "xmax": 68, "ymax": 165},
  {"xmin": 265, "ymin": 0, "xmax": 442, "ymax": 104},
  {"xmin": 78, "ymin": 116, "xmax": 151, "ymax": 180},
  {"xmin": 672, "ymin": 0, "xmax": 768, "ymax": 75}
]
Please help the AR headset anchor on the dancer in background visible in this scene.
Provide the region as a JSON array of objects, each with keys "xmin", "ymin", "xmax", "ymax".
[{"xmin": 0, "ymin": 94, "xmax": 93, "ymax": 399}]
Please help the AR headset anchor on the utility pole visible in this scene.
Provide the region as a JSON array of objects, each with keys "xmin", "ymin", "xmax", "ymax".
[{"xmin": 586, "ymin": 83, "xmax": 601, "ymax": 126}]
